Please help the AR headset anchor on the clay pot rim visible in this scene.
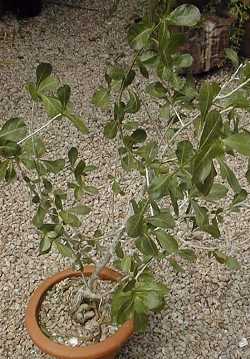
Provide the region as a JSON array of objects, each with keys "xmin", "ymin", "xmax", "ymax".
[{"xmin": 26, "ymin": 265, "xmax": 134, "ymax": 359}]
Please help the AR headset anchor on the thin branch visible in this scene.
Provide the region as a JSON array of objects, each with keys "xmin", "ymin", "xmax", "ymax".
[
  {"xmin": 172, "ymin": 105, "xmax": 184, "ymax": 127},
  {"xmin": 220, "ymin": 106, "xmax": 234, "ymax": 114},
  {"xmin": 161, "ymin": 119, "xmax": 193, "ymax": 158},
  {"xmin": 180, "ymin": 242, "xmax": 218, "ymax": 251},
  {"xmin": 102, "ymin": 273, "xmax": 130, "ymax": 298},
  {"xmin": 17, "ymin": 113, "xmax": 62, "ymax": 145},
  {"xmin": 215, "ymin": 78, "xmax": 250, "ymax": 101},
  {"xmin": 135, "ymin": 257, "xmax": 154, "ymax": 280},
  {"xmin": 140, "ymin": 96, "xmax": 165, "ymax": 144},
  {"xmin": 220, "ymin": 63, "xmax": 243, "ymax": 92},
  {"xmin": 145, "ymin": 167, "xmax": 154, "ymax": 216},
  {"xmin": 88, "ymin": 226, "xmax": 126, "ymax": 289}
]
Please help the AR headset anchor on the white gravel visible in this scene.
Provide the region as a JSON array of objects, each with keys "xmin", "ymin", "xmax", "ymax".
[{"xmin": 0, "ymin": 1, "xmax": 249, "ymax": 358}]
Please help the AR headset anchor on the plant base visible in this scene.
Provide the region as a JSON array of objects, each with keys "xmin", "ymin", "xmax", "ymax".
[{"xmin": 26, "ymin": 266, "xmax": 133, "ymax": 359}]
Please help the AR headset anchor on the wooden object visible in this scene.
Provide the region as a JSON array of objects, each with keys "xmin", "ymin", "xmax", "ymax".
[
  {"xmin": 181, "ymin": 16, "xmax": 234, "ymax": 74},
  {"xmin": 241, "ymin": 20, "xmax": 250, "ymax": 58}
]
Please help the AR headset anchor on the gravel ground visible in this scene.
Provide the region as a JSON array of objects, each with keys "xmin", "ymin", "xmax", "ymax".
[{"xmin": 0, "ymin": 1, "xmax": 249, "ymax": 358}]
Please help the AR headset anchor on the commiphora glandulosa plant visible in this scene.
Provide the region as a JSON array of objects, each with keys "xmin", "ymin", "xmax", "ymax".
[{"xmin": 1, "ymin": 2, "xmax": 250, "ymax": 334}]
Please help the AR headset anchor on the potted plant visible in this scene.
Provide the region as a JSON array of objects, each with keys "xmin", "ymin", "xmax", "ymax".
[{"xmin": 1, "ymin": 3, "xmax": 250, "ymax": 359}]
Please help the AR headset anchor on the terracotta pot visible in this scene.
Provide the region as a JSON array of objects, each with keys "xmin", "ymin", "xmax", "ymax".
[{"xmin": 26, "ymin": 265, "xmax": 134, "ymax": 359}]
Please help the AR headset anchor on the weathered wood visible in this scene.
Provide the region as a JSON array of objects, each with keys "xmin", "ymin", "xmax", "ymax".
[
  {"xmin": 241, "ymin": 20, "xmax": 250, "ymax": 58},
  {"xmin": 181, "ymin": 16, "xmax": 234, "ymax": 74}
]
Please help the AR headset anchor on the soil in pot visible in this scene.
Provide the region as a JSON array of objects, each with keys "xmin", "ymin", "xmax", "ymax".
[{"xmin": 39, "ymin": 277, "xmax": 117, "ymax": 348}]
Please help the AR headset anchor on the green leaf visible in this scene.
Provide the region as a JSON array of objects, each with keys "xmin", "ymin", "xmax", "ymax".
[
  {"xmin": 126, "ymin": 213, "xmax": 144, "ymax": 238},
  {"xmin": 55, "ymin": 241, "xmax": 75, "ymax": 258},
  {"xmin": 5, "ymin": 161, "xmax": 16, "ymax": 183},
  {"xmin": 74, "ymin": 159, "xmax": 86, "ymax": 180},
  {"xmin": 108, "ymin": 66, "xmax": 125, "ymax": 81},
  {"xmin": 192, "ymin": 140, "xmax": 224, "ymax": 186},
  {"xmin": 0, "ymin": 118, "xmax": 27, "ymax": 142},
  {"xmin": 0, "ymin": 140, "xmax": 21, "ymax": 157},
  {"xmin": 32, "ymin": 206, "xmax": 46, "ymax": 227},
  {"xmin": 41, "ymin": 95, "xmax": 63, "ymax": 118},
  {"xmin": 205, "ymin": 219, "xmax": 220, "ymax": 238},
  {"xmin": 199, "ymin": 82, "xmax": 220, "ymax": 121},
  {"xmin": 224, "ymin": 90, "xmax": 250, "ymax": 110},
  {"xmin": 138, "ymin": 62, "xmax": 149, "ymax": 78},
  {"xmin": 156, "ymin": 230, "xmax": 178, "ymax": 254},
  {"xmin": 68, "ymin": 147, "xmax": 78, "ymax": 166},
  {"xmin": 192, "ymin": 201, "xmax": 220, "ymax": 238},
  {"xmin": 134, "ymin": 312, "xmax": 148, "ymax": 333},
  {"xmin": 131, "ymin": 128, "xmax": 147, "ymax": 143},
  {"xmin": 135, "ymin": 234, "xmax": 158, "ymax": 256},
  {"xmin": 199, "ymin": 110, "xmax": 222, "ymax": 148},
  {"xmin": 38, "ymin": 77, "xmax": 58, "ymax": 94},
  {"xmin": 136, "ymin": 141, "xmax": 158, "ymax": 163},
  {"xmin": 148, "ymin": 209, "xmax": 175, "ymax": 229},
  {"xmin": 223, "ymin": 133, "xmax": 250, "ymax": 156},
  {"xmin": 176, "ymin": 140, "xmax": 194, "ymax": 167},
  {"xmin": 219, "ymin": 160, "xmax": 241, "ymax": 193},
  {"xmin": 21, "ymin": 136, "xmax": 45, "ymax": 158},
  {"xmin": 204, "ymin": 183, "xmax": 228, "ymax": 201},
  {"xmin": 0, "ymin": 160, "xmax": 8, "ymax": 179},
  {"xmin": 135, "ymin": 278, "xmax": 167, "ymax": 296},
  {"xmin": 178, "ymin": 248, "xmax": 196, "ymax": 262},
  {"xmin": 104, "ymin": 120, "xmax": 118, "ymax": 139},
  {"xmin": 111, "ymin": 289, "xmax": 133, "ymax": 324},
  {"xmin": 135, "ymin": 289, "xmax": 163, "ymax": 312},
  {"xmin": 92, "ymin": 87, "xmax": 110, "ymax": 109},
  {"xmin": 213, "ymin": 250, "xmax": 227, "ymax": 264},
  {"xmin": 112, "ymin": 180, "xmax": 125, "ymax": 196},
  {"xmin": 66, "ymin": 113, "xmax": 89, "ymax": 134},
  {"xmin": 123, "ymin": 70, "xmax": 136, "ymax": 88},
  {"xmin": 128, "ymin": 23, "xmax": 153, "ymax": 50},
  {"xmin": 146, "ymin": 82, "xmax": 167, "ymax": 98},
  {"xmin": 120, "ymin": 256, "xmax": 132, "ymax": 273},
  {"xmin": 225, "ymin": 48, "xmax": 239, "ymax": 67},
  {"xmin": 39, "ymin": 237, "xmax": 52, "ymax": 254},
  {"xmin": 60, "ymin": 210, "xmax": 81, "ymax": 227},
  {"xmin": 36, "ymin": 63, "xmax": 52, "ymax": 87},
  {"xmin": 167, "ymin": 4, "xmax": 201, "ymax": 27},
  {"xmin": 77, "ymin": 185, "xmax": 97, "ymax": 197},
  {"xmin": 125, "ymin": 91, "xmax": 140, "ymax": 113},
  {"xmin": 43, "ymin": 159, "xmax": 65, "ymax": 173},
  {"xmin": 149, "ymin": 175, "xmax": 169, "ymax": 200},
  {"xmin": 26, "ymin": 83, "xmax": 40, "ymax": 101},
  {"xmin": 68, "ymin": 205, "xmax": 91, "ymax": 216},
  {"xmin": 115, "ymin": 242, "xmax": 124, "ymax": 258},
  {"xmin": 192, "ymin": 200, "xmax": 209, "ymax": 227},
  {"xmin": 231, "ymin": 189, "xmax": 247, "ymax": 207},
  {"xmin": 173, "ymin": 53, "xmax": 193, "ymax": 68},
  {"xmin": 134, "ymin": 296, "xmax": 148, "ymax": 314},
  {"xmin": 57, "ymin": 84, "xmax": 71, "ymax": 109}
]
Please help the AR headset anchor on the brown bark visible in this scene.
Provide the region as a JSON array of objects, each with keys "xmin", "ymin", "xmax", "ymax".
[{"xmin": 181, "ymin": 16, "xmax": 234, "ymax": 74}]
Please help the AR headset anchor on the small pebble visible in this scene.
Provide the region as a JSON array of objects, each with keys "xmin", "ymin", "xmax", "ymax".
[
  {"xmin": 238, "ymin": 337, "xmax": 248, "ymax": 348},
  {"xmin": 68, "ymin": 337, "xmax": 78, "ymax": 347}
]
